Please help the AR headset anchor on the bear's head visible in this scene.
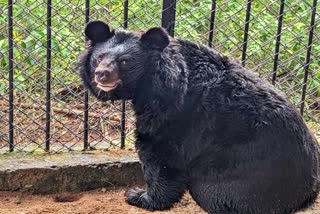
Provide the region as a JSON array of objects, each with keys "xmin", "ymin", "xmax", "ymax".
[{"xmin": 79, "ymin": 21, "xmax": 170, "ymax": 101}]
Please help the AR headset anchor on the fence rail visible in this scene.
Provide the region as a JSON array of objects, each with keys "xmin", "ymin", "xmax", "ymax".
[{"xmin": 0, "ymin": 0, "xmax": 319, "ymax": 153}]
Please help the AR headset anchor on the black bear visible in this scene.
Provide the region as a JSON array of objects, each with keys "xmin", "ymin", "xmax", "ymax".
[{"xmin": 79, "ymin": 21, "xmax": 320, "ymax": 214}]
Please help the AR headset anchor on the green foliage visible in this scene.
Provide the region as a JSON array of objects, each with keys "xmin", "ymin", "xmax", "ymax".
[{"xmin": 0, "ymin": 0, "xmax": 319, "ymax": 101}]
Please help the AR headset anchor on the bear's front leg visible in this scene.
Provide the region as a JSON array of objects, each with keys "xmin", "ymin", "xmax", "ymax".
[{"xmin": 125, "ymin": 161, "xmax": 187, "ymax": 211}]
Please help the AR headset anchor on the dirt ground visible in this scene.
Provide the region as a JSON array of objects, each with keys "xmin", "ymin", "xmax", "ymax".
[{"xmin": 0, "ymin": 188, "xmax": 319, "ymax": 214}]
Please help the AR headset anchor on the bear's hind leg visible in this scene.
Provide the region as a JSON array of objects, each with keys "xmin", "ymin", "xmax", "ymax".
[{"xmin": 189, "ymin": 181, "xmax": 255, "ymax": 214}]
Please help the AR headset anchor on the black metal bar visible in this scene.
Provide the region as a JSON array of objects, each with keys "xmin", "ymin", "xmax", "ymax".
[
  {"xmin": 120, "ymin": 0, "xmax": 129, "ymax": 149},
  {"xmin": 208, "ymin": 0, "xmax": 216, "ymax": 48},
  {"xmin": 300, "ymin": 0, "xmax": 317, "ymax": 116},
  {"xmin": 272, "ymin": 0, "xmax": 285, "ymax": 85},
  {"xmin": 45, "ymin": 0, "xmax": 52, "ymax": 151},
  {"xmin": 120, "ymin": 100, "xmax": 126, "ymax": 149},
  {"xmin": 161, "ymin": 0, "xmax": 176, "ymax": 37},
  {"xmin": 8, "ymin": 0, "xmax": 14, "ymax": 152},
  {"xmin": 123, "ymin": 0, "xmax": 128, "ymax": 29},
  {"xmin": 241, "ymin": 0, "xmax": 253, "ymax": 67},
  {"xmin": 83, "ymin": 0, "xmax": 90, "ymax": 150}
]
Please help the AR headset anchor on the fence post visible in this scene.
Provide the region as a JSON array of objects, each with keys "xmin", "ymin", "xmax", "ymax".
[
  {"xmin": 208, "ymin": 0, "xmax": 216, "ymax": 48},
  {"xmin": 241, "ymin": 0, "xmax": 253, "ymax": 67},
  {"xmin": 8, "ymin": 0, "xmax": 14, "ymax": 152},
  {"xmin": 300, "ymin": 0, "xmax": 318, "ymax": 116},
  {"xmin": 83, "ymin": 0, "xmax": 90, "ymax": 150},
  {"xmin": 121, "ymin": 0, "xmax": 129, "ymax": 149},
  {"xmin": 271, "ymin": 0, "xmax": 285, "ymax": 85},
  {"xmin": 45, "ymin": 0, "xmax": 52, "ymax": 151},
  {"xmin": 162, "ymin": 0, "xmax": 176, "ymax": 37}
]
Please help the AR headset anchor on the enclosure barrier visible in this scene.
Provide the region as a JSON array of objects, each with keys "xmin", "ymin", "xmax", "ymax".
[{"xmin": 0, "ymin": 0, "xmax": 319, "ymax": 153}]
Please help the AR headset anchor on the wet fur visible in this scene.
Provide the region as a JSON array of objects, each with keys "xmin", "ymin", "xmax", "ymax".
[{"xmin": 79, "ymin": 25, "xmax": 320, "ymax": 214}]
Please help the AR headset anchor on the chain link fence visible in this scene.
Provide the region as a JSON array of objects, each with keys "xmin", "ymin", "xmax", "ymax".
[{"xmin": 0, "ymin": 0, "xmax": 319, "ymax": 153}]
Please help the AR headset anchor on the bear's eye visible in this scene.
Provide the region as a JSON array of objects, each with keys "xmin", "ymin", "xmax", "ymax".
[{"xmin": 120, "ymin": 59, "xmax": 127, "ymax": 65}]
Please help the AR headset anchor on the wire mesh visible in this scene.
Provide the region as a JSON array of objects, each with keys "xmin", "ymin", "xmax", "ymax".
[{"xmin": 0, "ymin": 0, "xmax": 319, "ymax": 153}]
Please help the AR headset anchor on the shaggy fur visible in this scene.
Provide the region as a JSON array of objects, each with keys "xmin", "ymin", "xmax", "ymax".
[{"xmin": 79, "ymin": 21, "xmax": 320, "ymax": 214}]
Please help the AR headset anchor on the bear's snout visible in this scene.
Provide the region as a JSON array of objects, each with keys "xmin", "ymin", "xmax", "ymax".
[
  {"xmin": 95, "ymin": 68, "xmax": 119, "ymax": 82},
  {"xmin": 94, "ymin": 59, "xmax": 121, "ymax": 92},
  {"xmin": 95, "ymin": 67, "xmax": 114, "ymax": 82}
]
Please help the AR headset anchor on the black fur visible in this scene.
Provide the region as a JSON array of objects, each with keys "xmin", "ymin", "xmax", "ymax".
[
  {"xmin": 79, "ymin": 21, "xmax": 320, "ymax": 214},
  {"xmin": 140, "ymin": 27, "xmax": 170, "ymax": 51},
  {"xmin": 85, "ymin": 21, "xmax": 114, "ymax": 43}
]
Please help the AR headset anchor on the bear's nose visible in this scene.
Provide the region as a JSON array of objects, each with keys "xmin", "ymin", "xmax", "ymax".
[{"xmin": 95, "ymin": 68, "xmax": 111, "ymax": 82}]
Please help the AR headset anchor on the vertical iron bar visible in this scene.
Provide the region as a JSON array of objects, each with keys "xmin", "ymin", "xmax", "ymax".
[
  {"xmin": 8, "ymin": 0, "xmax": 14, "ymax": 152},
  {"xmin": 123, "ymin": 0, "xmax": 128, "ymax": 29},
  {"xmin": 241, "ymin": 0, "xmax": 253, "ymax": 67},
  {"xmin": 208, "ymin": 0, "xmax": 216, "ymax": 48},
  {"xmin": 121, "ymin": 0, "xmax": 129, "ymax": 149},
  {"xmin": 161, "ymin": 0, "xmax": 176, "ymax": 37},
  {"xmin": 45, "ymin": 0, "xmax": 52, "ymax": 151},
  {"xmin": 272, "ymin": 0, "xmax": 285, "ymax": 85},
  {"xmin": 120, "ymin": 100, "xmax": 126, "ymax": 149},
  {"xmin": 120, "ymin": 101, "xmax": 126, "ymax": 149},
  {"xmin": 300, "ymin": 0, "xmax": 317, "ymax": 116},
  {"xmin": 83, "ymin": 0, "xmax": 90, "ymax": 150},
  {"xmin": 83, "ymin": 91, "xmax": 89, "ymax": 150}
]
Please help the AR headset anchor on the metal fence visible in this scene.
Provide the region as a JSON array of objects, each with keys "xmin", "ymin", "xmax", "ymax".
[{"xmin": 0, "ymin": 0, "xmax": 319, "ymax": 153}]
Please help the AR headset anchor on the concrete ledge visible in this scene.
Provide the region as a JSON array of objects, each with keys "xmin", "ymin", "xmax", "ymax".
[{"xmin": 0, "ymin": 151, "xmax": 144, "ymax": 194}]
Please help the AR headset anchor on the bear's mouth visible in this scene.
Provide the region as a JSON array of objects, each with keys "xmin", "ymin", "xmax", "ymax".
[{"xmin": 97, "ymin": 80, "xmax": 122, "ymax": 92}]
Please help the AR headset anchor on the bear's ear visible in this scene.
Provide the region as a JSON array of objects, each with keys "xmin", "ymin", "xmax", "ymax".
[
  {"xmin": 140, "ymin": 27, "xmax": 170, "ymax": 51},
  {"xmin": 85, "ymin": 21, "xmax": 113, "ymax": 43}
]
